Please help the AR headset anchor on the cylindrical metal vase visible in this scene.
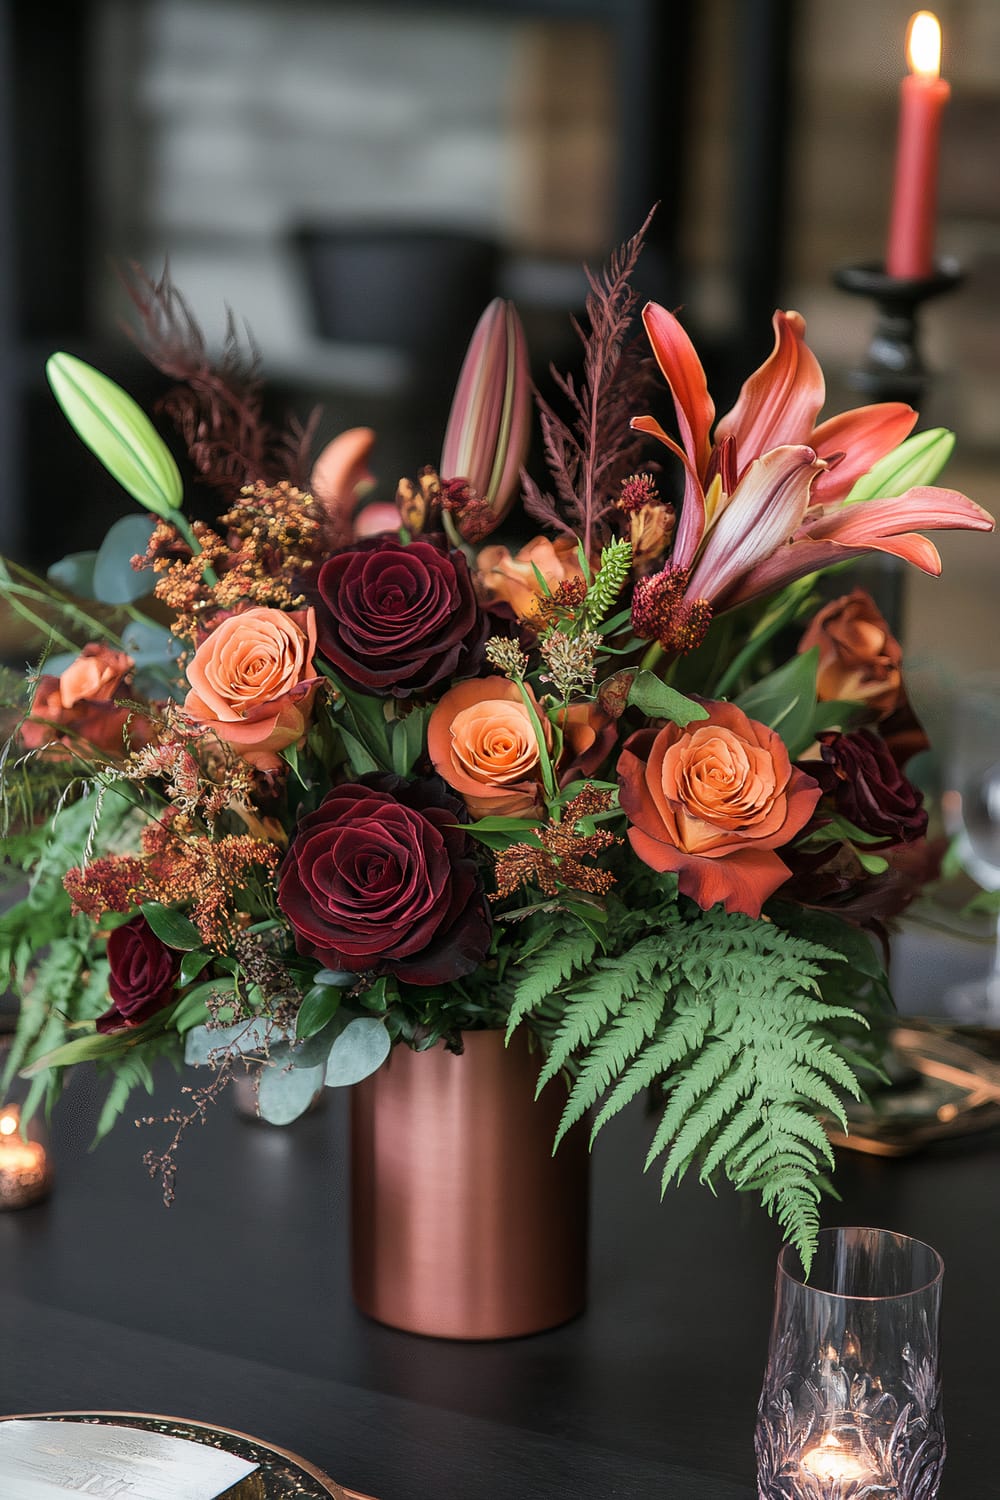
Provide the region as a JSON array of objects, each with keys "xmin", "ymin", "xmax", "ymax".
[{"xmin": 350, "ymin": 1028, "xmax": 589, "ymax": 1340}]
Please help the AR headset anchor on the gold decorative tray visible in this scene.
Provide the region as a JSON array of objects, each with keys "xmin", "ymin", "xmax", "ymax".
[
  {"xmin": 0, "ymin": 1412, "xmax": 376, "ymax": 1500},
  {"xmin": 828, "ymin": 1021, "xmax": 1000, "ymax": 1157}
]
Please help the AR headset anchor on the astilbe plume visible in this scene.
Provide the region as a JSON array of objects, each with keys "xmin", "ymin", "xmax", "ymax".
[
  {"xmin": 521, "ymin": 208, "xmax": 658, "ymax": 555},
  {"xmin": 121, "ymin": 262, "xmax": 319, "ymax": 500}
]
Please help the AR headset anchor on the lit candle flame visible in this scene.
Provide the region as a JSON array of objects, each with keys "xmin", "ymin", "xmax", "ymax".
[
  {"xmin": 801, "ymin": 1433, "xmax": 871, "ymax": 1485},
  {"xmin": 0, "ymin": 1108, "xmax": 18, "ymax": 1138},
  {"xmin": 907, "ymin": 11, "xmax": 942, "ymax": 79}
]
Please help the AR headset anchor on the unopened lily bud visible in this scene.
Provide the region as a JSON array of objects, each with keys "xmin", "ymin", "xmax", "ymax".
[{"xmin": 440, "ymin": 298, "xmax": 531, "ymax": 539}]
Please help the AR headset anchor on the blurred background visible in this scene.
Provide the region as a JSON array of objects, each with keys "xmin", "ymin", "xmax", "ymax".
[{"xmin": 0, "ymin": 0, "xmax": 997, "ymax": 679}]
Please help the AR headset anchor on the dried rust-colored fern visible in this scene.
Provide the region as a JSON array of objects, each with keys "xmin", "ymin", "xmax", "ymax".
[
  {"xmin": 120, "ymin": 261, "xmax": 319, "ymax": 500},
  {"xmin": 522, "ymin": 207, "xmax": 658, "ymax": 555}
]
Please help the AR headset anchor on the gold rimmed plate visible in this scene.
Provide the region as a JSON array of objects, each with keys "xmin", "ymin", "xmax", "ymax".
[{"xmin": 0, "ymin": 1411, "xmax": 376, "ymax": 1499}]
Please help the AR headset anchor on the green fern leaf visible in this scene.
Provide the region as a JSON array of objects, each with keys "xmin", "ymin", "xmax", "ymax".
[
  {"xmin": 507, "ymin": 927, "xmax": 598, "ymax": 1038},
  {"xmin": 554, "ymin": 990, "xmax": 664, "ymax": 1146}
]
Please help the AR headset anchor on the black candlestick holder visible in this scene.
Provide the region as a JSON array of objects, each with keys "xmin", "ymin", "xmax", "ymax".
[
  {"xmin": 830, "ymin": 257, "xmax": 964, "ymax": 634},
  {"xmin": 832, "ymin": 257, "xmax": 964, "ymax": 408}
]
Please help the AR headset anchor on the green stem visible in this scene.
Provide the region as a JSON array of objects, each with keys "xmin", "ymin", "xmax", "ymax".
[{"xmin": 640, "ymin": 641, "xmax": 666, "ymax": 673}]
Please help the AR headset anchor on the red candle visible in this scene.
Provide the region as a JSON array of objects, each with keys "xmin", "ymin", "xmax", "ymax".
[{"xmin": 886, "ymin": 11, "xmax": 950, "ymax": 280}]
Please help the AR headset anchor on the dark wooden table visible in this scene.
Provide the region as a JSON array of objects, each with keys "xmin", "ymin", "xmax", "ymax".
[{"xmin": 0, "ymin": 927, "xmax": 997, "ymax": 1498}]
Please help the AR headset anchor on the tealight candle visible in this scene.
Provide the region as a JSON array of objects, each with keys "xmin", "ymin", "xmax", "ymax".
[
  {"xmin": 0, "ymin": 1105, "xmax": 51, "ymax": 1209},
  {"xmin": 800, "ymin": 1432, "xmax": 874, "ymax": 1486}
]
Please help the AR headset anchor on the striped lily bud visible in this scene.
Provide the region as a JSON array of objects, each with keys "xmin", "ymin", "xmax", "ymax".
[{"xmin": 440, "ymin": 298, "xmax": 531, "ymax": 539}]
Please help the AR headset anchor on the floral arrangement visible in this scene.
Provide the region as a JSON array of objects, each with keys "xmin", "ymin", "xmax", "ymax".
[{"xmin": 0, "ymin": 232, "xmax": 992, "ymax": 1267}]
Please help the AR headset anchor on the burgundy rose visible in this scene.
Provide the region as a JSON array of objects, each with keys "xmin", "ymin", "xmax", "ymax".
[
  {"xmin": 96, "ymin": 916, "xmax": 181, "ymax": 1034},
  {"xmin": 278, "ymin": 774, "xmax": 491, "ymax": 985},
  {"xmin": 313, "ymin": 534, "xmax": 487, "ymax": 697},
  {"xmin": 812, "ymin": 729, "xmax": 928, "ymax": 848}
]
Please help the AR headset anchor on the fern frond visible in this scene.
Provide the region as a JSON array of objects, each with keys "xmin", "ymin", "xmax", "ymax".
[
  {"xmin": 506, "ymin": 927, "xmax": 598, "ymax": 1038},
  {"xmin": 536, "ymin": 937, "xmax": 668, "ymax": 1088},
  {"xmin": 588, "ymin": 995, "xmax": 712, "ymax": 1138},
  {"xmin": 525, "ymin": 898, "xmax": 866, "ymax": 1272},
  {"xmin": 554, "ymin": 989, "xmax": 663, "ymax": 1145}
]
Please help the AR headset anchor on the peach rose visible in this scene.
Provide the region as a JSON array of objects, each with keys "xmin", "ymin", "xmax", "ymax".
[
  {"xmin": 20, "ymin": 643, "xmax": 147, "ymax": 760},
  {"xmin": 798, "ymin": 589, "xmax": 902, "ymax": 716},
  {"xmin": 427, "ymin": 677, "xmax": 552, "ymax": 819},
  {"xmin": 477, "ymin": 536, "xmax": 585, "ymax": 623},
  {"xmin": 617, "ymin": 700, "xmax": 821, "ymax": 917},
  {"xmin": 184, "ymin": 606, "xmax": 319, "ymax": 770}
]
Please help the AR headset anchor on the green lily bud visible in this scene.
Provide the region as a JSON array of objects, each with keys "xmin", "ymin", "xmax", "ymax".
[
  {"xmin": 46, "ymin": 352, "xmax": 184, "ymax": 520},
  {"xmin": 846, "ymin": 427, "xmax": 955, "ymax": 503}
]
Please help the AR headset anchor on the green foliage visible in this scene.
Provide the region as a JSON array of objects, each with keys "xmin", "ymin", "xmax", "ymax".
[
  {"xmin": 509, "ymin": 902, "xmax": 866, "ymax": 1272},
  {"xmin": 585, "ymin": 538, "xmax": 632, "ymax": 626},
  {"xmin": 736, "ymin": 648, "xmax": 819, "ymax": 757},
  {"xmin": 92, "ymin": 514, "xmax": 157, "ymax": 604},
  {"xmin": 622, "ymin": 670, "xmax": 709, "ymax": 726}
]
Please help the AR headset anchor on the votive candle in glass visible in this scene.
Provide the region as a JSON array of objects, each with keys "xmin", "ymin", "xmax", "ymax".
[
  {"xmin": 756, "ymin": 1226, "xmax": 945, "ymax": 1499},
  {"xmin": 0, "ymin": 1104, "xmax": 52, "ymax": 1210}
]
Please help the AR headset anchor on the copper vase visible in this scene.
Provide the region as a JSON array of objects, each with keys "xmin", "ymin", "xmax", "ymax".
[{"xmin": 350, "ymin": 1027, "xmax": 589, "ymax": 1340}]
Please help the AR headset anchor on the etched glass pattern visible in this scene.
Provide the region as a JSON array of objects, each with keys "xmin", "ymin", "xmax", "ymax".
[{"xmin": 756, "ymin": 1227, "xmax": 945, "ymax": 1499}]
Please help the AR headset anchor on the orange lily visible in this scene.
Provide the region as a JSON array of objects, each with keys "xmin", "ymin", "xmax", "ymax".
[{"xmin": 633, "ymin": 305, "xmax": 993, "ymax": 612}]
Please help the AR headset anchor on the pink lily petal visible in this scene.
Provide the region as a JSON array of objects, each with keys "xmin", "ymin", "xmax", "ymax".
[
  {"xmin": 688, "ymin": 444, "xmax": 825, "ymax": 606},
  {"xmin": 641, "ymin": 302, "xmax": 715, "ymax": 478},
  {"xmin": 715, "ymin": 311, "xmax": 825, "ymax": 471},
  {"xmin": 310, "ymin": 427, "xmax": 375, "ymax": 510},
  {"xmin": 631, "ymin": 413, "xmax": 706, "ymax": 567},
  {"xmin": 805, "ymin": 485, "xmax": 995, "ymax": 553},
  {"xmin": 722, "ymin": 485, "xmax": 995, "ymax": 609},
  {"xmin": 809, "ymin": 402, "xmax": 918, "ymax": 502},
  {"xmin": 310, "ymin": 427, "xmax": 377, "ymax": 549}
]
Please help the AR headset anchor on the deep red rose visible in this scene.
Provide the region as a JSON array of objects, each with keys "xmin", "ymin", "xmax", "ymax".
[
  {"xmin": 812, "ymin": 729, "xmax": 928, "ymax": 848},
  {"xmin": 278, "ymin": 774, "xmax": 491, "ymax": 985},
  {"xmin": 96, "ymin": 916, "xmax": 181, "ymax": 1034},
  {"xmin": 313, "ymin": 534, "xmax": 487, "ymax": 697}
]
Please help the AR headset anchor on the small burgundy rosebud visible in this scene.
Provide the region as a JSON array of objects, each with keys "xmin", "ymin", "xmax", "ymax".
[
  {"xmin": 96, "ymin": 915, "xmax": 181, "ymax": 1034},
  {"xmin": 813, "ymin": 729, "xmax": 928, "ymax": 848}
]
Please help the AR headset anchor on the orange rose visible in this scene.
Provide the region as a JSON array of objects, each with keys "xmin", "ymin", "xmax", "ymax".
[
  {"xmin": 19, "ymin": 643, "xmax": 147, "ymax": 760},
  {"xmin": 477, "ymin": 536, "xmax": 585, "ymax": 623},
  {"xmin": 184, "ymin": 606, "xmax": 319, "ymax": 770},
  {"xmin": 798, "ymin": 589, "xmax": 902, "ymax": 716},
  {"xmin": 427, "ymin": 677, "xmax": 552, "ymax": 819},
  {"xmin": 617, "ymin": 700, "xmax": 821, "ymax": 917}
]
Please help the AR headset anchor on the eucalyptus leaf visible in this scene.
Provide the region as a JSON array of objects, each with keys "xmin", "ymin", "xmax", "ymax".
[
  {"xmin": 140, "ymin": 902, "xmax": 202, "ymax": 951},
  {"xmin": 47, "ymin": 550, "xmax": 98, "ymax": 598},
  {"xmin": 324, "ymin": 1016, "xmax": 391, "ymax": 1087},
  {"xmin": 257, "ymin": 1057, "xmax": 326, "ymax": 1125},
  {"xmin": 46, "ymin": 352, "xmax": 184, "ymax": 517},
  {"xmin": 183, "ymin": 1018, "xmax": 275, "ymax": 1066},
  {"xmin": 625, "ymin": 670, "xmax": 709, "ymax": 726},
  {"xmin": 93, "ymin": 514, "xmax": 157, "ymax": 604}
]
